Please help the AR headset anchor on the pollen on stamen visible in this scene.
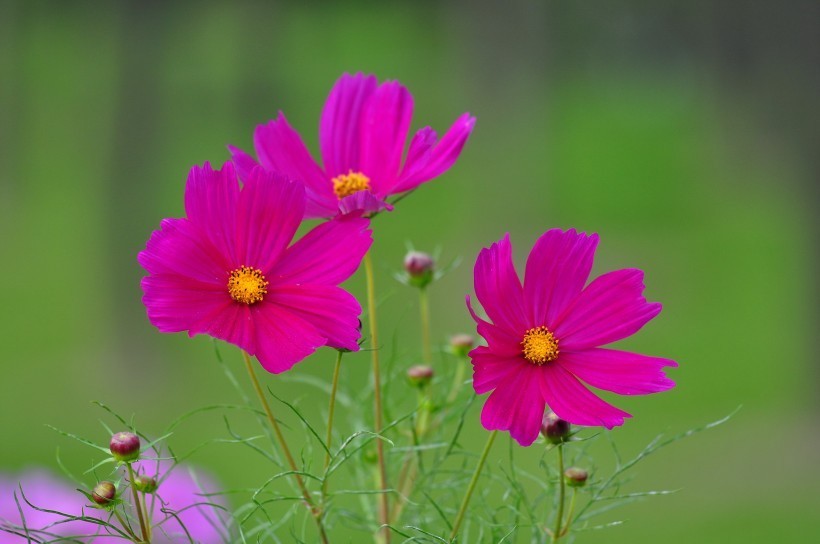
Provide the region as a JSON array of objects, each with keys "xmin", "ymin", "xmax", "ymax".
[
  {"xmin": 228, "ymin": 266, "xmax": 268, "ymax": 305},
  {"xmin": 521, "ymin": 326, "xmax": 560, "ymax": 365},
  {"xmin": 332, "ymin": 170, "xmax": 371, "ymax": 199}
]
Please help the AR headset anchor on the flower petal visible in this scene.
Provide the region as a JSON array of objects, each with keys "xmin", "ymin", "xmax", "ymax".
[
  {"xmin": 271, "ymin": 216, "xmax": 372, "ymax": 285},
  {"xmin": 480, "ymin": 364, "xmax": 545, "ymax": 447},
  {"xmin": 253, "ymin": 112, "xmax": 338, "ymax": 218},
  {"xmin": 470, "ymin": 346, "xmax": 526, "ymax": 394},
  {"xmin": 139, "ymin": 218, "xmax": 229, "ymax": 285},
  {"xmin": 466, "ymin": 295, "xmax": 521, "ymax": 357},
  {"xmin": 392, "ymin": 113, "xmax": 476, "ymax": 193},
  {"xmin": 141, "ymin": 275, "xmax": 231, "ymax": 334},
  {"xmin": 559, "ymin": 348, "xmax": 677, "ymax": 395},
  {"xmin": 523, "ymin": 229, "xmax": 599, "ymax": 329},
  {"xmin": 235, "ymin": 167, "xmax": 304, "ymax": 273},
  {"xmin": 540, "ymin": 364, "xmax": 631, "ymax": 428},
  {"xmin": 184, "ymin": 162, "xmax": 240, "ymax": 263},
  {"xmin": 474, "ymin": 233, "xmax": 528, "ymax": 332},
  {"xmin": 198, "ymin": 300, "xmax": 256, "ymax": 354},
  {"xmin": 268, "ymin": 284, "xmax": 362, "ymax": 352},
  {"xmin": 359, "ymin": 80, "xmax": 413, "ymax": 193},
  {"xmin": 320, "ymin": 72, "xmax": 378, "ymax": 177},
  {"xmin": 228, "ymin": 145, "xmax": 259, "ymax": 182},
  {"xmin": 252, "ymin": 301, "xmax": 326, "ymax": 373},
  {"xmin": 338, "ymin": 190, "xmax": 392, "ymax": 216},
  {"xmin": 554, "ymin": 269, "xmax": 662, "ymax": 350}
]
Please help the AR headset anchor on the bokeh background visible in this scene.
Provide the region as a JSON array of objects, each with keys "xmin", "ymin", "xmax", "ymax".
[{"xmin": 1, "ymin": 1, "xmax": 818, "ymax": 542}]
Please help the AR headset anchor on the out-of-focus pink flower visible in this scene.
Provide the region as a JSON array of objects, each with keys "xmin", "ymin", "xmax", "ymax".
[
  {"xmin": 230, "ymin": 72, "xmax": 475, "ymax": 218},
  {"xmin": 467, "ymin": 229, "xmax": 677, "ymax": 446},
  {"xmin": 139, "ymin": 161, "xmax": 372, "ymax": 373}
]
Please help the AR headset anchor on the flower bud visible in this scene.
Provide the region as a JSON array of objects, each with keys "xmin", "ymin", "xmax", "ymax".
[
  {"xmin": 91, "ymin": 481, "xmax": 117, "ymax": 505},
  {"xmin": 133, "ymin": 475, "xmax": 158, "ymax": 494},
  {"xmin": 403, "ymin": 251, "xmax": 435, "ymax": 288},
  {"xmin": 406, "ymin": 365, "xmax": 434, "ymax": 388},
  {"xmin": 449, "ymin": 334, "xmax": 474, "ymax": 357},
  {"xmin": 540, "ymin": 412, "xmax": 570, "ymax": 444},
  {"xmin": 109, "ymin": 431, "xmax": 140, "ymax": 462},
  {"xmin": 564, "ymin": 467, "xmax": 588, "ymax": 488}
]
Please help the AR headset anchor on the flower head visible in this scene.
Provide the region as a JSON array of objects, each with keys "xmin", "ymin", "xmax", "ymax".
[
  {"xmin": 139, "ymin": 162, "xmax": 372, "ymax": 373},
  {"xmin": 230, "ymin": 72, "xmax": 475, "ymax": 218},
  {"xmin": 467, "ymin": 229, "xmax": 677, "ymax": 446}
]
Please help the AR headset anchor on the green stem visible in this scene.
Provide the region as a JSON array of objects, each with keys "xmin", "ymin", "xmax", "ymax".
[
  {"xmin": 126, "ymin": 463, "xmax": 149, "ymax": 543},
  {"xmin": 552, "ymin": 443, "xmax": 566, "ymax": 543},
  {"xmin": 324, "ymin": 351, "xmax": 344, "ymax": 472},
  {"xmin": 242, "ymin": 351, "xmax": 330, "ymax": 544},
  {"xmin": 419, "ymin": 287, "xmax": 432, "ymax": 364},
  {"xmin": 449, "ymin": 430, "xmax": 498, "ymax": 542},
  {"xmin": 364, "ymin": 251, "xmax": 391, "ymax": 544},
  {"xmin": 561, "ymin": 489, "xmax": 578, "ymax": 537},
  {"xmin": 113, "ymin": 509, "xmax": 139, "ymax": 542},
  {"xmin": 445, "ymin": 358, "xmax": 467, "ymax": 406}
]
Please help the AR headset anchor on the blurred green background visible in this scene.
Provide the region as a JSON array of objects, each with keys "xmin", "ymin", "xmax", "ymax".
[{"xmin": 1, "ymin": 1, "xmax": 818, "ymax": 542}]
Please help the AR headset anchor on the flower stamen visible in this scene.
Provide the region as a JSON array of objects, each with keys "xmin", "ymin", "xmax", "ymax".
[
  {"xmin": 521, "ymin": 326, "xmax": 559, "ymax": 365},
  {"xmin": 228, "ymin": 266, "xmax": 268, "ymax": 305},
  {"xmin": 332, "ymin": 170, "xmax": 371, "ymax": 199}
]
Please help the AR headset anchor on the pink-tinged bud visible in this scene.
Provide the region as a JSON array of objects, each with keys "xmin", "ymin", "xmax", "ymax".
[
  {"xmin": 109, "ymin": 431, "xmax": 140, "ymax": 462},
  {"xmin": 540, "ymin": 412, "xmax": 570, "ymax": 444},
  {"xmin": 404, "ymin": 251, "xmax": 435, "ymax": 288},
  {"xmin": 564, "ymin": 467, "xmax": 588, "ymax": 487},
  {"xmin": 407, "ymin": 365, "xmax": 434, "ymax": 388},
  {"xmin": 449, "ymin": 334, "xmax": 474, "ymax": 357},
  {"xmin": 91, "ymin": 481, "xmax": 117, "ymax": 505},
  {"xmin": 133, "ymin": 475, "xmax": 158, "ymax": 493}
]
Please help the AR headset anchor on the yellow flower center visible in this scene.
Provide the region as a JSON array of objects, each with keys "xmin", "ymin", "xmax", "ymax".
[
  {"xmin": 332, "ymin": 170, "xmax": 371, "ymax": 199},
  {"xmin": 228, "ymin": 266, "xmax": 268, "ymax": 305},
  {"xmin": 521, "ymin": 326, "xmax": 560, "ymax": 365}
]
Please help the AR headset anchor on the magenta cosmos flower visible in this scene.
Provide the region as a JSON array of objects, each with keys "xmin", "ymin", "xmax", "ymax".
[
  {"xmin": 139, "ymin": 162, "xmax": 372, "ymax": 373},
  {"xmin": 467, "ymin": 229, "xmax": 677, "ymax": 446},
  {"xmin": 229, "ymin": 72, "xmax": 476, "ymax": 218}
]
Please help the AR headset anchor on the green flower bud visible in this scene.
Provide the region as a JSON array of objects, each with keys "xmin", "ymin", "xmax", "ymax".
[
  {"xmin": 91, "ymin": 481, "xmax": 117, "ymax": 505},
  {"xmin": 109, "ymin": 431, "xmax": 140, "ymax": 462},
  {"xmin": 540, "ymin": 412, "xmax": 570, "ymax": 444},
  {"xmin": 564, "ymin": 467, "xmax": 588, "ymax": 488},
  {"xmin": 407, "ymin": 365, "xmax": 434, "ymax": 388},
  {"xmin": 404, "ymin": 251, "xmax": 435, "ymax": 288},
  {"xmin": 449, "ymin": 334, "xmax": 474, "ymax": 357},
  {"xmin": 133, "ymin": 475, "xmax": 158, "ymax": 494}
]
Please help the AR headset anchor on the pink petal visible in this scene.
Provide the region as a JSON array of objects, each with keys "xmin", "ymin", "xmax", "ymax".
[
  {"xmin": 559, "ymin": 348, "xmax": 677, "ymax": 395},
  {"xmin": 252, "ymin": 301, "xmax": 326, "ymax": 373},
  {"xmin": 199, "ymin": 299, "xmax": 256, "ymax": 354},
  {"xmin": 392, "ymin": 113, "xmax": 476, "ymax": 193},
  {"xmin": 359, "ymin": 81, "xmax": 414, "ymax": 193},
  {"xmin": 141, "ymin": 275, "xmax": 231, "ymax": 334},
  {"xmin": 139, "ymin": 218, "xmax": 229, "ymax": 285},
  {"xmin": 523, "ymin": 229, "xmax": 599, "ymax": 329},
  {"xmin": 228, "ymin": 144, "xmax": 259, "ymax": 182},
  {"xmin": 268, "ymin": 284, "xmax": 362, "ymax": 352},
  {"xmin": 466, "ymin": 295, "xmax": 521, "ymax": 357},
  {"xmin": 554, "ymin": 268, "xmax": 662, "ymax": 351},
  {"xmin": 474, "ymin": 233, "xmax": 528, "ymax": 332},
  {"xmin": 271, "ymin": 216, "xmax": 372, "ymax": 285},
  {"xmin": 253, "ymin": 112, "xmax": 338, "ymax": 218},
  {"xmin": 235, "ymin": 168, "xmax": 305, "ymax": 273},
  {"xmin": 320, "ymin": 72, "xmax": 378, "ymax": 177},
  {"xmin": 470, "ymin": 346, "xmax": 527, "ymax": 394},
  {"xmin": 338, "ymin": 190, "xmax": 392, "ymax": 216},
  {"xmin": 480, "ymin": 364, "xmax": 545, "ymax": 446},
  {"xmin": 540, "ymin": 363, "xmax": 631, "ymax": 428},
  {"xmin": 184, "ymin": 162, "xmax": 240, "ymax": 263}
]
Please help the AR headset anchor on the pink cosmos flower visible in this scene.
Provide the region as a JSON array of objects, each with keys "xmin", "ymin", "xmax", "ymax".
[
  {"xmin": 467, "ymin": 229, "xmax": 677, "ymax": 446},
  {"xmin": 139, "ymin": 161, "xmax": 372, "ymax": 373},
  {"xmin": 229, "ymin": 72, "xmax": 476, "ymax": 218}
]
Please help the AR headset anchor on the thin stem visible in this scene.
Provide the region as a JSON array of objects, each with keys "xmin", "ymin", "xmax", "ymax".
[
  {"xmin": 113, "ymin": 509, "xmax": 139, "ymax": 542},
  {"xmin": 445, "ymin": 358, "xmax": 467, "ymax": 406},
  {"xmin": 242, "ymin": 351, "xmax": 330, "ymax": 544},
  {"xmin": 449, "ymin": 430, "xmax": 498, "ymax": 542},
  {"xmin": 552, "ymin": 443, "xmax": 566, "ymax": 543},
  {"xmin": 364, "ymin": 251, "xmax": 391, "ymax": 543},
  {"xmin": 125, "ymin": 463, "xmax": 149, "ymax": 543},
  {"xmin": 419, "ymin": 287, "xmax": 432, "ymax": 364},
  {"xmin": 324, "ymin": 350, "xmax": 344, "ymax": 471},
  {"xmin": 560, "ymin": 489, "xmax": 578, "ymax": 537}
]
